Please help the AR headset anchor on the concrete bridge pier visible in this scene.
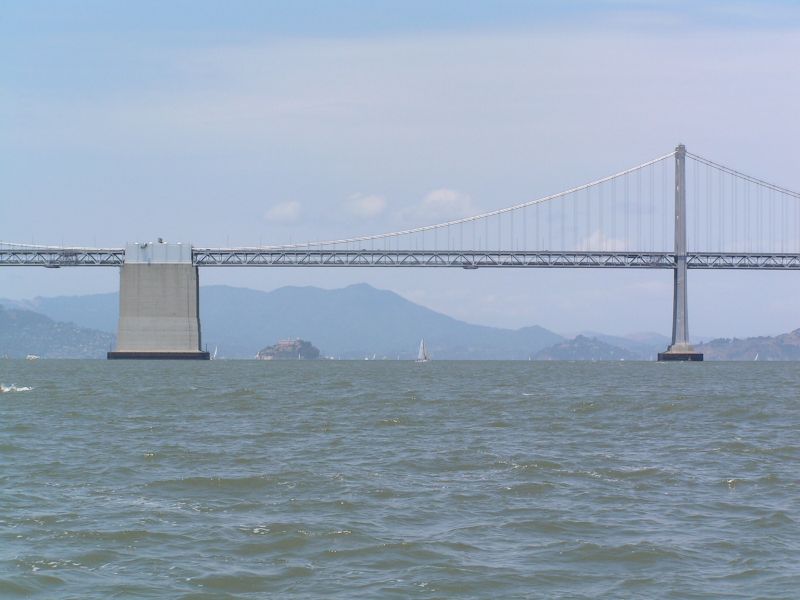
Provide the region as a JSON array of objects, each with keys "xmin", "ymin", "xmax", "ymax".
[
  {"xmin": 658, "ymin": 144, "xmax": 703, "ymax": 362},
  {"xmin": 107, "ymin": 242, "xmax": 209, "ymax": 360}
]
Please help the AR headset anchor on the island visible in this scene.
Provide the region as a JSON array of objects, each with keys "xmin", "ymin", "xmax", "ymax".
[{"xmin": 256, "ymin": 339, "xmax": 320, "ymax": 360}]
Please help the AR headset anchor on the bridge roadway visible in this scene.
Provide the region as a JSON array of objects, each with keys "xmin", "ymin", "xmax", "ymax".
[{"xmin": 3, "ymin": 247, "xmax": 800, "ymax": 270}]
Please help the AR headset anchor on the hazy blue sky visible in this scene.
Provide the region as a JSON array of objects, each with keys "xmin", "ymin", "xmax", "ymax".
[{"xmin": 3, "ymin": 1, "xmax": 800, "ymax": 337}]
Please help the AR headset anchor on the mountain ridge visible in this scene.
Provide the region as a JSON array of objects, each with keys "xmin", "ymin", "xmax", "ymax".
[
  {"xmin": 1, "ymin": 284, "xmax": 564, "ymax": 359},
  {"xmin": 0, "ymin": 305, "xmax": 113, "ymax": 358},
  {"xmin": 7, "ymin": 283, "xmax": 795, "ymax": 360},
  {"xmin": 694, "ymin": 329, "xmax": 800, "ymax": 361}
]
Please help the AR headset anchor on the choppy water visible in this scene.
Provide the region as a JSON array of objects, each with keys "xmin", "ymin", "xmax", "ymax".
[{"xmin": 1, "ymin": 360, "xmax": 799, "ymax": 598}]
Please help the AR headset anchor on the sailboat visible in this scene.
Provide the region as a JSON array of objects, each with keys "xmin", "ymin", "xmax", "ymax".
[{"xmin": 416, "ymin": 339, "xmax": 430, "ymax": 363}]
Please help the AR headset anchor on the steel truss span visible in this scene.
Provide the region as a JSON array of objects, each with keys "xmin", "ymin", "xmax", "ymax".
[
  {"xmin": 5, "ymin": 248, "xmax": 800, "ymax": 270},
  {"xmin": 192, "ymin": 249, "xmax": 800, "ymax": 270},
  {"xmin": 687, "ymin": 254, "xmax": 800, "ymax": 269},
  {"xmin": 0, "ymin": 248, "xmax": 124, "ymax": 267},
  {"xmin": 193, "ymin": 249, "xmax": 676, "ymax": 268}
]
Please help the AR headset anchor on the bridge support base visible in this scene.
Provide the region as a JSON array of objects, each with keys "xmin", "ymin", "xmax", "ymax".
[
  {"xmin": 108, "ymin": 244, "xmax": 208, "ymax": 360},
  {"xmin": 108, "ymin": 351, "xmax": 210, "ymax": 360},
  {"xmin": 657, "ymin": 350, "xmax": 704, "ymax": 362}
]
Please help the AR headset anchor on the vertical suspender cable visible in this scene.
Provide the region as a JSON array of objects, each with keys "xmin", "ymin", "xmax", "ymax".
[
  {"xmin": 498, "ymin": 214, "xmax": 503, "ymax": 254},
  {"xmin": 793, "ymin": 188, "xmax": 800, "ymax": 253},
  {"xmin": 623, "ymin": 176, "xmax": 629, "ymax": 251},
  {"xmin": 708, "ymin": 167, "xmax": 714, "ymax": 252},
  {"xmin": 609, "ymin": 180, "xmax": 615, "ymax": 251},
  {"xmin": 510, "ymin": 209, "xmax": 514, "ymax": 251},
  {"xmin": 744, "ymin": 182, "xmax": 750, "ymax": 253},
  {"xmin": 792, "ymin": 189, "xmax": 800, "ymax": 252},
  {"xmin": 560, "ymin": 189, "xmax": 565, "ymax": 251},
  {"xmin": 650, "ymin": 163, "xmax": 655, "ymax": 251},
  {"xmin": 769, "ymin": 187, "xmax": 774, "ymax": 253},
  {"xmin": 523, "ymin": 205, "xmax": 527, "ymax": 251},
  {"xmin": 662, "ymin": 159, "xmax": 668, "ymax": 250},
  {"xmin": 631, "ymin": 170, "xmax": 636, "ymax": 251},
  {"xmin": 636, "ymin": 168, "xmax": 642, "ymax": 251},
  {"xmin": 782, "ymin": 192, "xmax": 787, "ymax": 253},
  {"xmin": 587, "ymin": 186, "xmax": 592, "ymax": 250},
  {"xmin": 732, "ymin": 172, "xmax": 738, "ymax": 252},
  {"xmin": 573, "ymin": 188, "xmax": 578, "ymax": 251},
  {"xmin": 692, "ymin": 158, "xmax": 698, "ymax": 252},
  {"xmin": 719, "ymin": 170, "xmax": 724, "ymax": 252},
  {"xmin": 756, "ymin": 184, "xmax": 761, "ymax": 252},
  {"xmin": 603, "ymin": 180, "xmax": 609, "ymax": 252}
]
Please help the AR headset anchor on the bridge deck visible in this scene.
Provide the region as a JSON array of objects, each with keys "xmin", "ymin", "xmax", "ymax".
[{"xmin": 3, "ymin": 248, "xmax": 800, "ymax": 269}]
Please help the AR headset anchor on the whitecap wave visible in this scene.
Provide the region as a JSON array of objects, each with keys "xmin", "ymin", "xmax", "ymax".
[{"xmin": 0, "ymin": 384, "xmax": 33, "ymax": 393}]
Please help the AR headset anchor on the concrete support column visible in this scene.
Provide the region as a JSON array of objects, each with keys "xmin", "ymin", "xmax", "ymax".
[
  {"xmin": 659, "ymin": 144, "xmax": 703, "ymax": 361},
  {"xmin": 108, "ymin": 242, "xmax": 209, "ymax": 360}
]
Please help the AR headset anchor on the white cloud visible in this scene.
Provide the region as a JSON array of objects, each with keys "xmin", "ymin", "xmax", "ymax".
[
  {"xmin": 345, "ymin": 194, "xmax": 387, "ymax": 218},
  {"xmin": 264, "ymin": 201, "xmax": 301, "ymax": 223}
]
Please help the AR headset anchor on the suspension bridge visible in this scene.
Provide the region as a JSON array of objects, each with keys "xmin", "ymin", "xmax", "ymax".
[{"xmin": 3, "ymin": 145, "xmax": 799, "ymax": 360}]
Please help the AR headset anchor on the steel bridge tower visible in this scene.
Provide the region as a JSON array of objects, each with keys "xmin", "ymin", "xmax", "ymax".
[{"xmin": 658, "ymin": 144, "xmax": 703, "ymax": 361}]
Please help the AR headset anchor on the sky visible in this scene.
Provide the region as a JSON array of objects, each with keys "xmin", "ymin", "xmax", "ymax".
[{"xmin": 3, "ymin": 0, "xmax": 800, "ymax": 338}]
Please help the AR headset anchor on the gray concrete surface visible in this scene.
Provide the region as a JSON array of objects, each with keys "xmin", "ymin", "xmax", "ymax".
[{"xmin": 113, "ymin": 262, "xmax": 204, "ymax": 354}]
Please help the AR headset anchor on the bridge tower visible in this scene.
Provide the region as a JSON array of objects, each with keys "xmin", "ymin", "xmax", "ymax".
[
  {"xmin": 658, "ymin": 144, "xmax": 703, "ymax": 361},
  {"xmin": 107, "ymin": 242, "xmax": 209, "ymax": 360}
]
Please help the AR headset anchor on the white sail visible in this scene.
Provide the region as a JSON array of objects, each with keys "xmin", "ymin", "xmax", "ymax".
[{"xmin": 416, "ymin": 339, "xmax": 430, "ymax": 362}]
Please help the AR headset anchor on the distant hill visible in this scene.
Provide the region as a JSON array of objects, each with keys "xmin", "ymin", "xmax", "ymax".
[
  {"xmin": 695, "ymin": 329, "xmax": 800, "ymax": 360},
  {"xmin": 535, "ymin": 335, "xmax": 639, "ymax": 361},
  {"xmin": 2, "ymin": 284, "xmax": 564, "ymax": 359},
  {"xmin": 0, "ymin": 292, "xmax": 119, "ymax": 334},
  {"xmin": 0, "ymin": 305, "xmax": 113, "ymax": 358},
  {"xmin": 200, "ymin": 284, "xmax": 564, "ymax": 359},
  {"xmin": 579, "ymin": 331, "xmax": 670, "ymax": 360},
  {"xmin": 18, "ymin": 283, "xmax": 800, "ymax": 360}
]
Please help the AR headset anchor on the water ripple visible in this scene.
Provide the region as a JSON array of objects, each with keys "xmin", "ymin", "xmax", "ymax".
[{"xmin": 0, "ymin": 360, "xmax": 798, "ymax": 598}]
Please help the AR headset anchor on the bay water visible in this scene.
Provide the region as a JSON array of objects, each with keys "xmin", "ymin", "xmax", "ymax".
[{"xmin": 1, "ymin": 360, "xmax": 799, "ymax": 598}]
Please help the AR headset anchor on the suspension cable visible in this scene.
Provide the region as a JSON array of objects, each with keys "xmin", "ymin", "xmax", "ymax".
[
  {"xmin": 250, "ymin": 151, "xmax": 678, "ymax": 250},
  {"xmin": 687, "ymin": 152, "xmax": 800, "ymax": 200}
]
